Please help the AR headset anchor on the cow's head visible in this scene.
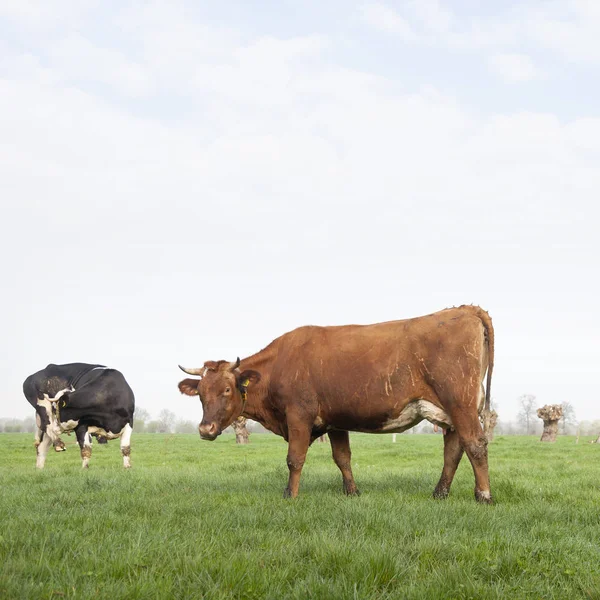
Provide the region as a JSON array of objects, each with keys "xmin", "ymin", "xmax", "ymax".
[{"xmin": 178, "ymin": 358, "xmax": 261, "ymax": 441}]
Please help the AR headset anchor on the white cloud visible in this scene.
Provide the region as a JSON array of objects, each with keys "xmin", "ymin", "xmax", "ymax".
[
  {"xmin": 488, "ymin": 52, "xmax": 539, "ymax": 83},
  {"xmin": 408, "ymin": 0, "xmax": 453, "ymax": 33},
  {"xmin": 527, "ymin": 2, "xmax": 600, "ymax": 63},
  {"xmin": 48, "ymin": 33, "xmax": 152, "ymax": 97},
  {"xmin": 359, "ymin": 0, "xmax": 600, "ymax": 67},
  {"xmin": 361, "ymin": 2, "xmax": 417, "ymax": 39},
  {"xmin": 0, "ymin": 0, "xmax": 97, "ymax": 29}
]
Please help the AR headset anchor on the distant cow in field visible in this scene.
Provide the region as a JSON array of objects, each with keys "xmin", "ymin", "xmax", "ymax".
[
  {"xmin": 23, "ymin": 363, "xmax": 135, "ymax": 469},
  {"xmin": 179, "ymin": 305, "xmax": 495, "ymax": 502}
]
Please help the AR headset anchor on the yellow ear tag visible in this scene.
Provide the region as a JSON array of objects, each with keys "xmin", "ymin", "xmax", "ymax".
[{"xmin": 241, "ymin": 379, "xmax": 250, "ymax": 388}]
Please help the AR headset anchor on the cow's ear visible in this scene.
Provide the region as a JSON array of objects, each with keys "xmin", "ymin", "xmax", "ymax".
[
  {"xmin": 238, "ymin": 370, "xmax": 261, "ymax": 388},
  {"xmin": 178, "ymin": 379, "xmax": 200, "ymax": 396}
]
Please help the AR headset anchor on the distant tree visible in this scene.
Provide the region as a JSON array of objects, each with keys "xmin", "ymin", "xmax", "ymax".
[
  {"xmin": 498, "ymin": 420, "xmax": 518, "ymax": 435},
  {"xmin": 481, "ymin": 397, "xmax": 498, "ymax": 442},
  {"xmin": 537, "ymin": 404, "xmax": 563, "ymax": 442},
  {"xmin": 157, "ymin": 409, "xmax": 176, "ymax": 433},
  {"xmin": 559, "ymin": 401, "xmax": 577, "ymax": 434},
  {"xmin": 482, "ymin": 410, "xmax": 498, "ymax": 442},
  {"xmin": 145, "ymin": 420, "xmax": 161, "ymax": 433},
  {"xmin": 232, "ymin": 416, "xmax": 250, "ymax": 444},
  {"xmin": 134, "ymin": 407, "xmax": 151, "ymax": 433},
  {"xmin": 3, "ymin": 419, "xmax": 23, "ymax": 433},
  {"xmin": 517, "ymin": 394, "xmax": 536, "ymax": 434},
  {"xmin": 419, "ymin": 422, "xmax": 435, "ymax": 434},
  {"xmin": 578, "ymin": 419, "xmax": 600, "ymax": 436},
  {"xmin": 174, "ymin": 419, "xmax": 197, "ymax": 434},
  {"xmin": 245, "ymin": 420, "xmax": 269, "ymax": 434},
  {"xmin": 22, "ymin": 417, "xmax": 36, "ymax": 433}
]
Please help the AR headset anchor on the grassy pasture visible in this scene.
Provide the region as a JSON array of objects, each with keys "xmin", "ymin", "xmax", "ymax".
[{"xmin": 1, "ymin": 433, "xmax": 599, "ymax": 599}]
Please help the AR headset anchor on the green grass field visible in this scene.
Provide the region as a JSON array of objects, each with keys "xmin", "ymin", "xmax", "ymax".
[{"xmin": 1, "ymin": 433, "xmax": 599, "ymax": 599}]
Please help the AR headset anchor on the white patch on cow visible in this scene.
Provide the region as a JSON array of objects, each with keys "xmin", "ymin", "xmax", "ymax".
[
  {"xmin": 36, "ymin": 398, "xmax": 60, "ymax": 441},
  {"xmin": 48, "ymin": 387, "xmax": 74, "ymax": 402},
  {"xmin": 37, "ymin": 395, "xmax": 80, "ymax": 440},
  {"xmin": 87, "ymin": 425, "xmax": 120, "ymax": 440},
  {"xmin": 120, "ymin": 423, "xmax": 133, "ymax": 468},
  {"xmin": 59, "ymin": 419, "xmax": 79, "ymax": 432},
  {"xmin": 478, "ymin": 490, "xmax": 491, "ymax": 500},
  {"xmin": 90, "ymin": 366, "xmax": 111, "ymax": 372},
  {"xmin": 377, "ymin": 400, "xmax": 453, "ymax": 433},
  {"xmin": 36, "ymin": 435, "xmax": 52, "ymax": 469}
]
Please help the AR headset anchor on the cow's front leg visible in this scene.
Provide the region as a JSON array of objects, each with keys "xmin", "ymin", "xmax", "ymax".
[
  {"xmin": 34, "ymin": 413, "xmax": 43, "ymax": 449},
  {"xmin": 328, "ymin": 430, "xmax": 360, "ymax": 496},
  {"xmin": 36, "ymin": 431, "xmax": 52, "ymax": 469},
  {"xmin": 75, "ymin": 425, "xmax": 92, "ymax": 469},
  {"xmin": 284, "ymin": 416, "xmax": 312, "ymax": 499}
]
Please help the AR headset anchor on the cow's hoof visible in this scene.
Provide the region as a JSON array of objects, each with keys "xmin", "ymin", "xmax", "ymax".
[
  {"xmin": 283, "ymin": 488, "xmax": 295, "ymax": 499},
  {"xmin": 433, "ymin": 487, "xmax": 449, "ymax": 500},
  {"xmin": 475, "ymin": 490, "xmax": 493, "ymax": 504},
  {"xmin": 344, "ymin": 486, "xmax": 361, "ymax": 497}
]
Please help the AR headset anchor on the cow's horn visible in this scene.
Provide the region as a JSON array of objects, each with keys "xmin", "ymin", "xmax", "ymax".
[
  {"xmin": 228, "ymin": 357, "xmax": 241, "ymax": 371},
  {"xmin": 178, "ymin": 365, "xmax": 205, "ymax": 376}
]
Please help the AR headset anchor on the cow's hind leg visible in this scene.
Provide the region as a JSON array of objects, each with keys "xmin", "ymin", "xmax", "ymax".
[
  {"xmin": 463, "ymin": 432, "xmax": 492, "ymax": 503},
  {"xmin": 433, "ymin": 429, "xmax": 464, "ymax": 500},
  {"xmin": 328, "ymin": 430, "xmax": 360, "ymax": 496},
  {"xmin": 75, "ymin": 425, "xmax": 93, "ymax": 469},
  {"xmin": 120, "ymin": 423, "xmax": 132, "ymax": 469},
  {"xmin": 451, "ymin": 411, "xmax": 492, "ymax": 504}
]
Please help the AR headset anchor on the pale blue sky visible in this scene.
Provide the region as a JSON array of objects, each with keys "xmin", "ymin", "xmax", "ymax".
[{"xmin": 1, "ymin": 1, "xmax": 598, "ymax": 425}]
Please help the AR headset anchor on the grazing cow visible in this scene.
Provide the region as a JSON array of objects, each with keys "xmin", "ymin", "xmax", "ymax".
[
  {"xmin": 23, "ymin": 363, "xmax": 135, "ymax": 469},
  {"xmin": 179, "ymin": 305, "xmax": 494, "ymax": 502}
]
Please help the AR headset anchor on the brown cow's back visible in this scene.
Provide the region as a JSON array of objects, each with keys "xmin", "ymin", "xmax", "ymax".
[{"xmin": 264, "ymin": 306, "xmax": 490, "ymax": 434}]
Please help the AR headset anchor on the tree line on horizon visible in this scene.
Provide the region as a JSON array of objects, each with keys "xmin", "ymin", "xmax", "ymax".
[{"xmin": 2, "ymin": 397, "xmax": 598, "ymax": 437}]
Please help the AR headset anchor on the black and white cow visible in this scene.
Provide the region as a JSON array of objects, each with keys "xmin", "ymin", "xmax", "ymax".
[{"xmin": 23, "ymin": 363, "xmax": 135, "ymax": 469}]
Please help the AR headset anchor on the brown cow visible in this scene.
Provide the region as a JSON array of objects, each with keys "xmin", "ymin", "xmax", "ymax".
[{"xmin": 178, "ymin": 305, "xmax": 494, "ymax": 502}]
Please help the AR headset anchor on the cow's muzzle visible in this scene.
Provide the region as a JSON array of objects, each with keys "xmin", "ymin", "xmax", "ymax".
[{"xmin": 198, "ymin": 422, "xmax": 220, "ymax": 441}]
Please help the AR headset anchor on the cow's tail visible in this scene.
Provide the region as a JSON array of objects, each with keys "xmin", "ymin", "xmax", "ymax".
[{"xmin": 477, "ymin": 308, "xmax": 494, "ymax": 413}]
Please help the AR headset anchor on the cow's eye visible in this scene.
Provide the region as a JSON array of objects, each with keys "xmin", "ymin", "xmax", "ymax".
[{"xmin": 225, "ymin": 387, "xmax": 231, "ymax": 393}]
